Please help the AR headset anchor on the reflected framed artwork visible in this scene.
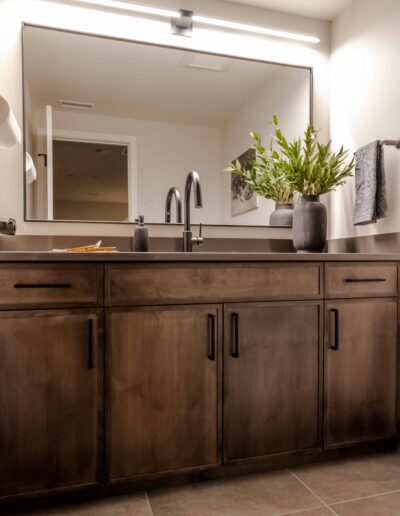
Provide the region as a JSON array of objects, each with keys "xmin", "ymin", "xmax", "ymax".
[{"xmin": 231, "ymin": 148, "xmax": 259, "ymax": 216}]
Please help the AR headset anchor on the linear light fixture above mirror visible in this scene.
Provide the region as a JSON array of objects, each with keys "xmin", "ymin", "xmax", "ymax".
[
  {"xmin": 192, "ymin": 15, "xmax": 320, "ymax": 43},
  {"xmin": 64, "ymin": 0, "xmax": 321, "ymax": 44}
]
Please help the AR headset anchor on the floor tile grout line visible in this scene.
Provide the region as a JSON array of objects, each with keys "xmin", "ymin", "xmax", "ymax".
[
  {"xmin": 145, "ymin": 491, "xmax": 155, "ymax": 516},
  {"xmin": 276, "ymin": 502, "xmax": 334, "ymax": 516},
  {"xmin": 289, "ymin": 469, "xmax": 338, "ymax": 516},
  {"xmin": 330, "ymin": 487, "xmax": 400, "ymax": 507},
  {"xmin": 275, "ymin": 471, "xmax": 326, "ymax": 516}
]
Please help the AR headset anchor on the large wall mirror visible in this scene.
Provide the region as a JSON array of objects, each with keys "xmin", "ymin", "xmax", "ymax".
[{"xmin": 23, "ymin": 24, "xmax": 312, "ymax": 226}]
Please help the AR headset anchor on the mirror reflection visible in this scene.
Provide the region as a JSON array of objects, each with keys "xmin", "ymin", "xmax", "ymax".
[{"xmin": 23, "ymin": 25, "xmax": 311, "ymax": 226}]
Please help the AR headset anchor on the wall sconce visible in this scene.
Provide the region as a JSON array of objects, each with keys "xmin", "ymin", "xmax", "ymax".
[
  {"xmin": 0, "ymin": 95, "xmax": 21, "ymax": 147},
  {"xmin": 25, "ymin": 152, "xmax": 37, "ymax": 185}
]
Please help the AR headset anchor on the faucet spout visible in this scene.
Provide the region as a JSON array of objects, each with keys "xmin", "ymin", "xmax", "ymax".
[
  {"xmin": 165, "ymin": 187, "xmax": 182, "ymax": 223},
  {"xmin": 184, "ymin": 171, "xmax": 202, "ymax": 232},
  {"xmin": 183, "ymin": 171, "xmax": 204, "ymax": 252}
]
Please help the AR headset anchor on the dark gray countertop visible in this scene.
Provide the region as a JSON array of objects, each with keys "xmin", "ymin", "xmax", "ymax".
[{"xmin": 0, "ymin": 251, "xmax": 398, "ymax": 262}]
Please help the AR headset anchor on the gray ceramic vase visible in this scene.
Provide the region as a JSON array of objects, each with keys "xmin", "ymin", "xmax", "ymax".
[
  {"xmin": 269, "ymin": 202, "xmax": 293, "ymax": 227},
  {"xmin": 293, "ymin": 195, "xmax": 327, "ymax": 253}
]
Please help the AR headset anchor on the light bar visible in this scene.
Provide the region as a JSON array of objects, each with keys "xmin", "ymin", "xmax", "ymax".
[
  {"xmin": 193, "ymin": 15, "xmax": 320, "ymax": 44},
  {"xmin": 69, "ymin": 0, "xmax": 180, "ymax": 18},
  {"xmin": 66, "ymin": 0, "xmax": 320, "ymax": 44}
]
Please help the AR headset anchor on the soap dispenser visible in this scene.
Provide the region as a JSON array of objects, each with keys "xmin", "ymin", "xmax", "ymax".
[{"xmin": 134, "ymin": 215, "xmax": 149, "ymax": 252}]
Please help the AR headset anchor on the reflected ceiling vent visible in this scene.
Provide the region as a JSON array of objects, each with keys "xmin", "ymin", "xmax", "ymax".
[
  {"xmin": 59, "ymin": 99, "xmax": 95, "ymax": 110},
  {"xmin": 180, "ymin": 52, "xmax": 230, "ymax": 72}
]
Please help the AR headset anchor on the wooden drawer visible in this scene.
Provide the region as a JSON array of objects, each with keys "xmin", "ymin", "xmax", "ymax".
[
  {"xmin": 0, "ymin": 264, "xmax": 102, "ymax": 309},
  {"xmin": 325, "ymin": 263, "xmax": 398, "ymax": 299},
  {"xmin": 105, "ymin": 263, "xmax": 322, "ymax": 306}
]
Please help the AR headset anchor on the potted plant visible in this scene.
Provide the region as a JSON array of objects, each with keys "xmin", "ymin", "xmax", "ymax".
[
  {"xmin": 226, "ymin": 130, "xmax": 296, "ymax": 227},
  {"xmin": 269, "ymin": 116, "xmax": 354, "ymax": 252}
]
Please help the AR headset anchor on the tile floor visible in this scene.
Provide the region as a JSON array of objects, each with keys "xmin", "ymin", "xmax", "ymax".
[{"xmin": 17, "ymin": 451, "xmax": 400, "ymax": 515}]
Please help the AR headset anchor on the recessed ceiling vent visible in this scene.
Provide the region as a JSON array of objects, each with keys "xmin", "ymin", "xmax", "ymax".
[
  {"xmin": 180, "ymin": 52, "xmax": 230, "ymax": 72},
  {"xmin": 59, "ymin": 99, "xmax": 95, "ymax": 110}
]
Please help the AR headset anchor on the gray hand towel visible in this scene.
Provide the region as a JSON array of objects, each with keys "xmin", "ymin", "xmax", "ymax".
[{"xmin": 354, "ymin": 140, "xmax": 388, "ymax": 225}]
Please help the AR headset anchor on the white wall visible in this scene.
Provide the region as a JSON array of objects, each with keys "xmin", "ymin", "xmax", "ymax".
[
  {"xmin": 221, "ymin": 66, "xmax": 310, "ymax": 225},
  {"xmin": 330, "ymin": 0, "xmax": 400, "ymax": 240},
  {"xmin": 48, "ymin": 109, "xmax": 222, "ymax": 225},
  {"xmin": 0, "ymin": 0, "xmax": 330, "ymax": 238}
]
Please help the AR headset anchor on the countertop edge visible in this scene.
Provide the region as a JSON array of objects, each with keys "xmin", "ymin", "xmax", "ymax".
[{"xmin": 0, "ymin": 251, "xmax": 399, "ymax": 262}]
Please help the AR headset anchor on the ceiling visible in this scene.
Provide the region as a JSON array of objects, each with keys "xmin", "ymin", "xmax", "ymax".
[
  {"xmin": 24, "ymin": 25, "xmax": 309, "ymax": 127},
  {"xmin": 224, "ymin": 0, "xmax": 352, "ymax": 21}
]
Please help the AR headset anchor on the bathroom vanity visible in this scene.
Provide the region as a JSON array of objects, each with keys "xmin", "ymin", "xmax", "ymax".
[{"xmin": 0, "ymin": 252, "xmax": 398, "ymax": 506}]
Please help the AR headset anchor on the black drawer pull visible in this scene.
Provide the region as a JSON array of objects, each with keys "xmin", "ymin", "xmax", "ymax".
[
  {"xmin": 88, "ymin": 319, "xmax": 94, "ymax": 370},
  {"xmin": 344, "ymin": 278, "xmax": 386, "ymax": 283},
  {"xmin": 207, "ymin": 314, "xmax": 216, "ymax": 361},
  {"xmin": 329, "ymin": 308, "xmax": 339, "ymax": 351},
  {"xmin": 231, "ymin": 312, "xmax": 239, "ymax": 358},
  {"xmin": 14, "ymin": 283, "xmax": 72, "ymax": 289}
]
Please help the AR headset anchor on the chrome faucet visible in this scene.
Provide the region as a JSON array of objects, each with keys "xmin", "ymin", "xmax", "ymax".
[
  {"xmin": 183, "ymin": 171, "xmax": 203, "ymax": 252},
  {"xmin": 0, "ymin": 218, "xmax": 16, "ymax": 236},
  {"xmin": 165, "ymin": 187, "xmax": 182, "ymax": 223}
]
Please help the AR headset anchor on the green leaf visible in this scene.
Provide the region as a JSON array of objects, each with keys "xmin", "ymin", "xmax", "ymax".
[
  {"xmin": 250, "ymin": 132, "xmax": 260, "ymax": 144},
  {"xmin": 225, "ymin": 115, "xmax": 353, "ymax": 199}
]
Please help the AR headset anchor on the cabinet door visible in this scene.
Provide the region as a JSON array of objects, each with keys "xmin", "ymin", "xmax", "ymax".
[
  {"xmin": 325, "ymin": 298, "xmax": 397, "ymax": 448},
  {"xmin": 0, "ymin": 310, "xmax": 102, "ymax": 498},
  {"xmin": 107, "ymin": 305, "xmax": 221, "ymax": 480},
  {"xmin": 224, "ymin": 302, "xmax": 321, "ymax": 462}
]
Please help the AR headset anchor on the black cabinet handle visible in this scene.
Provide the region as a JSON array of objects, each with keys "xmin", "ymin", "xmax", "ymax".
[
  {"xmin": 14, "ymin": 283, "xmax": 72, "ymax": 289},
  {"xmin": 329, "ymin": 308, "xmax": 339, "ymax": 351},
  {"xmin": 344, "ymin": 278, "xmax": 386, "ymax": 283},
  {"xmin": 231, "ymin": 312, "xmax": 239, "ymax": 358},
  {"xmin": 207, "ymin": 314, "xmax": 216, "ymax": 361},
  {"xmin": 88, "ymin": 319, "xmax": 94, "ymax": 369}
]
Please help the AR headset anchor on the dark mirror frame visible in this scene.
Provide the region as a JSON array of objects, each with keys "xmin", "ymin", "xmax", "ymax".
[{"xmin": 22, "ymin": 22, "xmax": 313, "ymax": 227}]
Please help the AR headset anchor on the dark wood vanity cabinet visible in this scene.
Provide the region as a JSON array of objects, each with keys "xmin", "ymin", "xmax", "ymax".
[
  {"xmin": 324, "ymin": 298, "xmax": 398, "ymax": 448},
  {"xmin": 224, "ymin": 302, "xmax": 322, "ymax": 462},
  {"xmin": 104, "ymin": 262, "xmax": 322, "ymax": 478},
  {"xmin": 106, "ymin": 305, "xmax": 222, "ymax": 481},
  {"xmin": 0, "ymin": 309, "xmax": 103, "ymax": 498},
  {"xmin": 0, "ymin": 260, "xmax": 399, "ymax": 504}
]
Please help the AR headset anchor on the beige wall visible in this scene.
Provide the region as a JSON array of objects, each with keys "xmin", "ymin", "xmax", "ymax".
[
  {"xmin": 0, "ymin": 0, "xmax": 330, "ymax": 238},
  {"xmin": 329, "ymin": 0, "xmax": 400, "ymax": 240}
]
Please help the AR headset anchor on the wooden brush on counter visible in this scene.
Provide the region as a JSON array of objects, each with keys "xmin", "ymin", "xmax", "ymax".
[{"xmin": 52, "ymin": 240, "xmax": 118, "ymax": 253}]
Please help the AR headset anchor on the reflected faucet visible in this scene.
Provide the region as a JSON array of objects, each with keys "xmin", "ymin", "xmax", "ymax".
[
  {"xmin": 0, "ymin": 218, "xmax": 16, "ymax": 236},
  {"xmin": 165, "ymin": 187, "xmax": 182, "ymax": 223},
  {"xmin": 183, "ymin": 171, "xmax": 204, "ymax": 252}
]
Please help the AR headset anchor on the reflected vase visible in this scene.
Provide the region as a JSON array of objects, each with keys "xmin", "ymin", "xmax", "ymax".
[{"xmin": 269, "ymin": 202, "xmax": 293, "ymax": 227}]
